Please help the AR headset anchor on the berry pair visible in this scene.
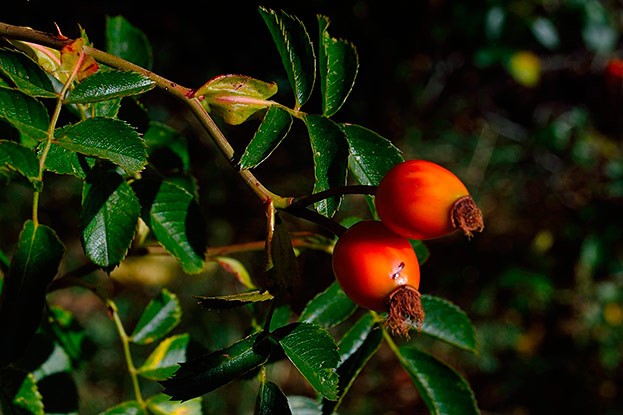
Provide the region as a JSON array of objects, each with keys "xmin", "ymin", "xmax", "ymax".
[{"xmin": 331, "ymin": 160, "xmax": 484, "ymax": 336}]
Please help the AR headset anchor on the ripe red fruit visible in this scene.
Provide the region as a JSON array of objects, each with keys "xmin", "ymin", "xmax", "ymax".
[
  {"xmin": 374, "ymin": 159, "xmax": 484, "ymax": 240},
  {"xmin": 332, "ymin": 220, "xmax": 424, "ymax": 337}
]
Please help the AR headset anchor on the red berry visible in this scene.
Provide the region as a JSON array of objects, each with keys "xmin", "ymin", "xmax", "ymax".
[
  {"xmin": 374, "ymin": 159, "xmax": 484, "ymax": 240},
  {"xmin": 332, "ymin": 220, "xmax": 423, "ymax": 337}
]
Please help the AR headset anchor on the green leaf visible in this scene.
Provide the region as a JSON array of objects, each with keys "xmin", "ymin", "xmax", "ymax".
[
  {"xmin": 55, "ymin": 117, "xmax": 147, "ymax": 174},
  {"xmin": 238, "ymin": 105, "xmax": 293, "ymax": 170},
  {"xmin": 133, "ymin": 177, "xmax": 207, "ymax": 274},
  {"xmin": 274, "ymin": 322, "xmax": 339, "ymax": 401},
  {"xmin": 196, "ymin": 290, "xmax": 274, "ymax": 310},
  {"xmin": 299, "ymin": 281, "xmax": 357, "ymax": 329},
  {"xmin": 0, "ymin": 48, "xmax": 56, "ymax": 98},
  {"xmin": 143, "ymin": 121, "xmax": 191, "ymax": 173},
  {"xmin": 106, "ymin": 15, "xmax": 154, "ymax": 70},
  {"xmin": 0, "ymin": 87, "xmax": 49, "ymax": 141},
  {"xmin": 65, "ymin": 69, "xmax": 155, "ymax": 103},
  {"xmin": 321, "ymin": 314, "xmax": 382, "ymax": 415},
  {"xmin": 80, "ymin": 167, "xmax": 140, "ymax": 269},
  {"xmin": 98, "ymin": 401, "xmax": 146, "ymax": 415},
  {"xmin": 304, "ymin": 115, "xmax": 349, "ymax": 217},
  {"xmin": 43, "ymin": 144, "xmax": 95, "ymax": 179},
  {"xmin": 160, "ymin": 332, "xmax": 274, "ymax": 402},
  {"xmin": 0, "ymin": 220, "xmax": 64, "ymax": 367},
  {"xmin": 137, "ymin": 333, "xmax": 189, "ymax": 380},
  {"xmin": 0, "ymin": 140, "xmax": 41, "ymax": 190},
  {"xmin": 340, "ymin": 123, "xmax": 403, "ymax": 186},
  {"xmin": 130, "ymin": 288, "xmax": 182, "ymax": 345},
  {"xmin": 318, "ymin": 16, "xmax": 358, "ymax": 117},
  {"xmin": 265, "ymin": 213, "xmax": 299, "ymax": 294},
  {"xmin": 259, "ymin": 7, "xmax": 316, "ymax": 108},
  {"xmin": 255, "ymin": 380, "xmax": 292, "ymax": 415},
  {"xmin": 421, "ymin": 295, "xmax": 478, "ymax": 353},
  {"xmin": 0, "ymin": 369, "xmax": 44, "ymax": 415},
  {"xmin": 196, "ymin": 74, "xmax": 278, "ymax": 125},
  {"xmin": 397, "ymin": 346, "xmax": 479, "ymax": 415},
  {"xmin": 146, "ymin": 393, "xmax": 202, "ymax": 415}
]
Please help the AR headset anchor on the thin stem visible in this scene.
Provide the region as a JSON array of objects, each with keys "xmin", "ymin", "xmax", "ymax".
[
  {"xmin": 285, "ymin": 206, "xmax": 347, "ymax": 237},
  {"xmin": 107, "ymin": 299, "xmax": 145, "ymax": 407},
  {"xmin": 287, "ymin": 185, "xmax": 377, "ymax": 209},
  {"xmin": 33, "ymin": 46, "xmax": 84, "ymax": 224}
]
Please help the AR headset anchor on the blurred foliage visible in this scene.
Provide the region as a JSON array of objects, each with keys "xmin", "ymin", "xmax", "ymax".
[{"xmin": 1, "ymin": 0, "xmax": 623, "ymax": 414}]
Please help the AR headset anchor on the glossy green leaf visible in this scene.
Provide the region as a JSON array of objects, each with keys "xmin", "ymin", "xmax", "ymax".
[
  {"xmin": 146, "ymin": 393, "xmax": 202, "ymax": 415},
  {"xmin": 255, "ymin": 380, "xmax": 292, "ymax": 415},
  {"xmin": 80, "ymin": 167, "xmax": 140, "ymax": 268},
  {"xmin": 106, "ymin": 15, "xmax": 154, "ymax": 70},
  {"xmin": 196, "ymin": 74, "xmax": 278, "ymax": 125},
  {"xmin": 196, "ymin": 290, "xmax": 274, "ymax": 310},
  {"xmin": 322, "ymin": 314, "xmax": 382, "ymax": 415},
  {"xmin": 397, "ymin": 346, "xmax": 479, "ymax": 415},
  {"xmin": 0, "ymin": 220, "xmax": 64, "ymax": 367},
  {"xmin": 137, "ymin": 333, "xmax": 189, "ymax": 380},
  {"xmin": 238, "ymin": 105, "xmax": 292, "ymax": 170},
  {"xmin": 55, "ymin": 117, "xmax": 147, "ymax": 174},
  {"xmin": 143, "ymin": 121, "xmax": 190, "ymax": 173},
  {"xmin": 340, "ymin": 123, "xmax": 403, "ymax": 186},
  {"xmin": 0, "ymin": 140, "xmax": 41, "ymax": 190},
  {"xmin": 98, "ymin": 401, "xmax": 146, "ymax": 415},
  {"xmin": 2, "ymin": 371, "xmax": 44, "ymax": 415},
  {"xmin": 130, "ymin": 288, "xmax": 181, "ymax": 345},
  {"xmin": 421, "ymin": 295, "xmax": 478, "ymax": 353},
  {"xmin": 274, "ymin": 322, "xmax": 339, "ymax": 401},
  {"xmin": 0, "ymin": 48, "xmax": 56, "ymax": 98},
  {"xmin": 160, "ymin": 332, "xmax": 274, "ymax": 402},
  {"xmin": 318, "ymin": 16, "xmax": 358, "ymax": 117},
  {"xmin": 0, "ymin": 87, "xmax": 49, "ymax": 140},
  {"xmin": 65, "ymin": 69, "xmax": 155, "ymax": 103},
  {"xmin": 133, "ymin": 178, "xmax": 207, "ymax": 274},
  {"xmin": 43, "ymin": 144, "xmax": 95, "ymax": 179},
  {"xmin": 265, "ymin": 213, "xmax": 299, "ymax": 294},
  {"xmin": 259, "ymin": 7, "xmax": 315, "ymax": 108},
  {"xmin": 304, "ymin": 115, "xmax": 349, "ymax": 217},
  {"xmin": 299, "ymin": 281, "xmax": 357, "ymax": 329}
]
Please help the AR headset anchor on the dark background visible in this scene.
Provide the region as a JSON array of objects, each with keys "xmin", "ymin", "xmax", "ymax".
[{"xmin": 2, "ymin": 1, "xmax": 623, "ymax": 414}]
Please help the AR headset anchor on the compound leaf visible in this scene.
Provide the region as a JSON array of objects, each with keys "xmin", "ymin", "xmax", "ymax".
[
  {"xmin": 255, "ymin": 380, "xmax": 292, "ymax": 415},
  {"xmin": 421, "ymin": 295, "xmax": 478, "ymax": 353},
  {"xmin": 80, "ymin": 167, "xmax": 140, "ymax": 269},
  {"xmin": 0, "ymin": 48, "xmax": 56, "ymax": 98},
  {"xmin": 299, "ymin": 281, "xmax": 357, "ymax": 329},
  {"xmin": 130, "ymin": 288, "xmax": 181, "ymax": 345},
  {"xmin": 133, "ymin": 177, "xmax": 207, "ymax": 274},
  {"xmin": 259, "ymin": 7, "xmax": 315, "ymax": 108},
  {"xmin": 137, "ymin": 333, "xmax": 189, "ymax": 380},
  {"xmin": 106, "ymin": 15, "xmax": 154, "ymax": 70},
  {"xmin": 397, "ymin": 346, "xmax": 479, "ymax": 415},
  {"xmin": 238, "ymin": 105, "xmax": 292, "ymax": 170},
  {"xmin": 65, "ymin": 69, "xmax": 155, "ymax": 103},
  {"xmin": 318, "ymin": 16, "xmax": 358, "ymax": 117},
  {"xmin": 304, "ymin": 114, "xmax": 348, "ymax": 218},
  {"xmin": 274, "ymin": 322, "xmax": 339, "ymax": 401},
  {"xmin": 0, "ymin": 88, "xmax": 49, "ymax": 141},
  {"xmin": 55, "ymin": 117, "xmax": 147, "ymax": 174}
]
